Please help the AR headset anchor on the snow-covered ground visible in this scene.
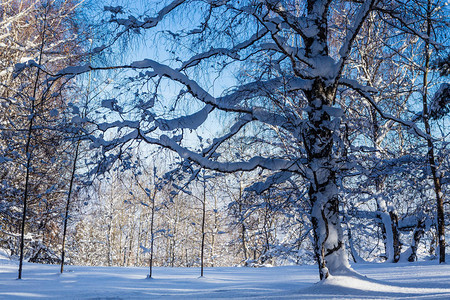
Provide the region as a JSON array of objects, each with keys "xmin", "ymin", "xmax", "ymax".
[{"xmin": 1, "ymin": 253, "xmax": 449, "ymax": 299}]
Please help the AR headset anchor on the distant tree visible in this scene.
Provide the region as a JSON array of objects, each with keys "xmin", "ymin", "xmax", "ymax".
[
  {"xmin": 134, "ymin": 165, "xmax": 161, "ymax": 279},
  {"xmin": 0, "ymin": 0, "xmax": 89, "ymax": 278}
]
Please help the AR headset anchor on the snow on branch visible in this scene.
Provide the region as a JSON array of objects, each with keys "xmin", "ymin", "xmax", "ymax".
[
  {"xmin": 94, "ymin": 130, "xmax": 139, "ymax": 151},
  {"xmin": 56, "ymin": 64, "xmax": 92, "ymax": 76},
  {"xmin": 201, "ymin": 115, "xmax": 253, "ymax": 157},
  {"xmin": 429, "ymin": 83, "xmax": 450, "ymax": 120},
  {"xmin": 108, "ymin": 0, "xmax": 185, "ymax": 30},
  {"xmin": 97, "ymin": 120, "xmax": 140, "ymax": 132},
  {"xmin": 339, "ymin": 78, "xmax": 431, "ymax": 140},
  {"xmin": 13, "ymin": 60, "xmax": 42, "ymax": 78},
  {"xmin": 181, "ymin": 28, "xmax": 269, "ymax": 70},
  {"xmin": 218, "ymin": 75, "xmax": 312, "ymax": 108},
  {"xmin": 265, "ymin": 0, "xmax": 310, "ymax": 38},
  {"xmin": 246, "ymin": 171, "xmax": 294, "ymax": 194},
  {"xmin": 104, "ymin": 6, "xmax": 123, "ymax": 14},
  {"xmin": 138, "ymin": 132, "xmax": 302, "ymax": 174},
  {"xmin": 86, "ymin": 0, "xmax": 186, "ymax": 57},
  {"xmin": 337, "ymin": 0, "xmax": 377, "ymax": 78},
  {"xmin": 155, "ymin": 105, "xmax": 214, "ymax": 131},
  {"xmin": 246, "ymin": 11, "xmax": 313, "ymax": 71},
  {"xmin": 53, "ymin": 58, "xmax": 309, "ymax": 135}
]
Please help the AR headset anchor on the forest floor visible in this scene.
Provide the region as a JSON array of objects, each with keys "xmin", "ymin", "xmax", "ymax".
[{"xmin": 1, "ymin": 252, "xmax": 450, "ymax": 299}]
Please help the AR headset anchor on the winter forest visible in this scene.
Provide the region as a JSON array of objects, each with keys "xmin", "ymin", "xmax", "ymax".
[{"xmin": 0, "ymin": 0, "xmax": 450, "ymax": 298}]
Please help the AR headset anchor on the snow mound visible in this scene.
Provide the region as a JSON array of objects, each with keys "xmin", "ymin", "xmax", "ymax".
[{"xmin": 301, "ymin": 271, "xmax": 450, "ymax": 299}]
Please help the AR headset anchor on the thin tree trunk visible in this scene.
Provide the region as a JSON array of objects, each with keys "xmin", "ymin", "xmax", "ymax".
[
  {"xmin": 136, "ymin": 212, "xmax": 142, "ymax": 266},
  {"xmin": 261, "ymin": 194, "xmax": 271, "ymax": 263},
  {"xmin": 148, "ymin": 177, "xmax": 156, "ymax": 278},
  {"xmin": 200, "ymin": 171, "xmax": 206, "ymax": 277},
  {"xmin": 371, "ymin": 108, "xmax": 401, "ymax": 263},
  {"xmin": 170, "ymin": 198, "xmax": 178, "ymax": 267},
  {"xmin": 241, "ymin": 215, "xmax": 248, "ymax": 264},
  {"xmin": 107, "ymin": 200, "xmax": 113, "ymax": 266},
  {"xmin": 238, "ymin": 179, "xmax": 248, "ymax": 265},
  {"xmin": 60, "ymin": 140, "xmax": 80, "ymax": 273},
  {"xmin": 210, "ymin": 195, "xmax": 218, "ymax": 267},
  {"xmin": 128, "ymin": 235, "xmax": 133, "ymax": 266},
  {"xmin": 18, "ymin": 9, "xmax": 48, "ymax": 280},
  {"xmin": 422, "ymin": 0, "xmax": 445, "ymax": 263}
]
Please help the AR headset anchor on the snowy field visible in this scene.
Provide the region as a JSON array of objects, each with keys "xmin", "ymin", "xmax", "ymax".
[{"xmin": 1, "ymin": 255, "xmax": 450, "ymax": 299}]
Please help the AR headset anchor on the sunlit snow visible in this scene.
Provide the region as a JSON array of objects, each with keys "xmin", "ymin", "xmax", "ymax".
[{"xmin": 1, "ymin": 251, "xmax": 449, "ymax": 299}]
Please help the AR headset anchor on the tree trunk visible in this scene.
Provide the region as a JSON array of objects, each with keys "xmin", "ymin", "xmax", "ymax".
[
  {"xmin": 18, "ymin": 9, "xmax": 48, "ymax": 279},
  {"xmin": 148, "ymin": 182, "xmax": 156, "ymax": 278},
  {"xmin": 107, "ymin": 206, "xmax": 113, "ymax": 267},
  {"xmin": 200, "ymin": 172, "xmax": 206, "ymax": 277},
  {"xmin": 371, "ymin": 111, "xmax": 401, "ymax": 263},
  {"xmin": 376, "ymin": 197, "xmax": 401, "ymax": 263},
  {"xmin": 408, "ymin": 219, "xmax": 425, "ymax": 262},
  {"xmin": 170, "ymin": 198, "xmax": 178, "ymax": 267},
  {"xmin": 60, "ymin": 140, "xmax": 79, "ymax": 273},
  {"xmin": 422, "ymin": 0, "xmax": 445, "ymax": 263},
  {"xmin": 347, "ymin": 224, "xmax": 364, "ymax": 263},
  {"xmin": 238, "ymin": 179, "xmax": 248, "ymax": 265},
  {"xmin": 136, "ymin": 213, "xmax": 142, "ymax": 266},
  {"xmin": 310, "ymin": 186, "xmax": 349, "ymax": 280},
  {"xmin": 210, "ymin": 195, "xmax": 218, "ymax": 267},
  {"xmin": 304, "ymin": 80, "xmax": 350, "ymax": 280},
  {"xmin": 303, "ymin": 0, "xmax": 352, "ymax": 280}
]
